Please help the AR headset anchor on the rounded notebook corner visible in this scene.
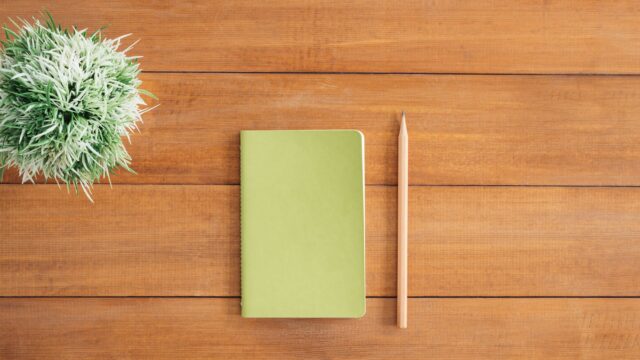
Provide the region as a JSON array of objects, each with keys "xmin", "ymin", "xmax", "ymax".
[
  {"xmin": 353, "ymin": 304, "xmax": 366, "ymax": 318},
  {"xmin": 347, "ymin": 129, "xmax": 365, "ymax": 146}
]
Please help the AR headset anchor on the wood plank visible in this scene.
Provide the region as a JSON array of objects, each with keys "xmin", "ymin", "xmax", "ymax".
[
  {"xmin": 4, "ymin": 74, "xmax": 640, "ymax": 186},
  {"xmin": 2, "ymin": 1, "xmax": 640, "ymax": 73},
  {"xmin": 1, "ymin": 298, "xmax": 639, "ymax": 359},
  {"xmin": 2, "ymin": 185, "xmax": 639, "ymax": 296},
  {"xmin": 0, "ymin": 185, "xmax": 239, "ymax": 297}
]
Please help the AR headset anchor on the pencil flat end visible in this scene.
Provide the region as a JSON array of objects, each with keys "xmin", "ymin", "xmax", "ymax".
[{"xmin": 398, "ymin": 313, "xmax": 408, "ymax": 329}]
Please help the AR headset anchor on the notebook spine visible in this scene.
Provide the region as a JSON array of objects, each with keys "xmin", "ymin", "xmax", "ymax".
[{"xmin": 239, "ymin": 132, "xmax": 244, "ymax": 313}]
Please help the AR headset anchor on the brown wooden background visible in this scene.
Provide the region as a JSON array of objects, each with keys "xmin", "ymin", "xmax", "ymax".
[{"xmin": 2, "ymin": 1, "xmax": 640, "ymax": 358}]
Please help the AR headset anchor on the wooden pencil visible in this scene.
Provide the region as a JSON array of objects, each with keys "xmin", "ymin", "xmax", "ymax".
[{"xmin": 398, "ymin": 112, "xmax": 409, "ymax": 329}]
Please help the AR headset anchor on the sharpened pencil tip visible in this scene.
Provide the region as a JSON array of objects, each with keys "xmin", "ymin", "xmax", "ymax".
[{"xmin": 400, "ymin": 111, "xmax": 407, "ymax": 135}]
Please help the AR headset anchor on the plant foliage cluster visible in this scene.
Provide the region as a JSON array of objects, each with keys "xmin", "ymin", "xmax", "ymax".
[{"xmin": 0, "ymin": 15, "xmax": 154, "ymax": 200}]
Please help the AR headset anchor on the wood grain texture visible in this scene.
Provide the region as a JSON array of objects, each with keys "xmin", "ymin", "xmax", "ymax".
[
  {"xmin": 2, "ymin": 185, "xmax": 639, "ymax": 296},
  {"xmin": 2, "ymin": 298, "xmax": 640, "ymax": 359},
  {"xmin": 1, "ymin": 1, "xmax": 638, "ymax": 357},
  {"xmin": 2, "ymin": 1, "xmax": 640, "ymax": 73},
  {"xmin": 1, "ymin": 185, "xmax": 239, "ymax": 297},
  {"xmin": 4, "ymin": 74, "xmax": 640, "ymax": 186}
]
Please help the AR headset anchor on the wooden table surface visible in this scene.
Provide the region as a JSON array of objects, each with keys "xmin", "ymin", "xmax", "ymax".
[{"xmin": 2, "ymin": 1, "xmax": 640, "ymax": 359}]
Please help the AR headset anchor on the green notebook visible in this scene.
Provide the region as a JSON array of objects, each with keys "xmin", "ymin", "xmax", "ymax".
[{"xmin": 241, "ymin": 130, "xmax": 366, "ymax": 318}]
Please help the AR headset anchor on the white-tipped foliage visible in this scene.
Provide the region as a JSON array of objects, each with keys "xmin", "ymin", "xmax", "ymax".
[{"xmin": 0, "ymin": 16, "xmax": 154, "ymax": 200}]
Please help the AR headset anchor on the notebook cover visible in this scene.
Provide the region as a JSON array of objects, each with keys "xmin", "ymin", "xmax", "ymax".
[{"xmin": 241, "ymin": 130, "xmax": 366, "ymax": 318}]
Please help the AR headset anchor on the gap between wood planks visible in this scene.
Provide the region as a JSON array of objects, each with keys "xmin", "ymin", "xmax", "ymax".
[
  {"xmin": 7, "ymin": 184, "xmax": 640, "ymax": 187},
  {"xmin": 142, "ymin": 71, "xmax": 640, "ymax": 77},
  {"xmin": 1, "ymin": 296, "xmax": 639, "ymax": 299}
]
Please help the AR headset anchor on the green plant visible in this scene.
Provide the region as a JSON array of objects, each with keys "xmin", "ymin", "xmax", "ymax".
[{"xmin": 0, "ymin": 14, "xmax": 155, "ymax": 200}]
